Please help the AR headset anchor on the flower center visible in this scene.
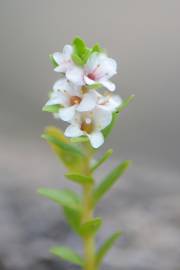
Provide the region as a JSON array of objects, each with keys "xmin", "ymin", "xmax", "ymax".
[
  {"xmin": 81, "ymin": 118, "xmax": 94, "ymax": 134},
  {"xmin": 81, "ymin": 86, "xmax": 89, "ymax": 94},
  {"xmin": 87, "ymin": 73, "xmax": 96, "ymax": 81},
  {"xmin": 70, "ymin": 96, "xmax": 82, "ymax": 105}
]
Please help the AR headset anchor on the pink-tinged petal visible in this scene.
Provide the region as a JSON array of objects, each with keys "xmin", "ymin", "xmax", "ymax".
[
  {"xmin": 64, "ymin": 124, "xmax": 84, "ymax": 137},
  {"xmin": 86, "ymin": 53, "xmax": 106, "ymax": 73},
  {"xmin": 66, "ymin": 67, "xmax": 84, "ymax": 86},
  {"xmin": 94, "ymin": 108, "xmax": 112, "ymax": 130},
  {"xmin": 59, "ymin": 105, "xmax": 76, "ymax": 122},
  {"xmin": 53, "ymin": 52, "xmax": 63, "ymax": 65},
  {"xmin": 77, "ymin": 91, "xmax": 97, "ymax": 112},
  {"xmin": 63, "ymin": 45, "xmax": 73, "ymax": 58},
  {"xmin": 84, "ymin": 75, "xmax": 96, "ymax": 85},
  {"xmin": 100, "ymin": 80, "xmax": 116, "ymax": 91},
  {"xmin": 88, "ymin": 131, "xmax": 104, "ymax": 148},
  {"xmin": 86, "ymin": 53, "xmax": 116, "ymax": 81}
]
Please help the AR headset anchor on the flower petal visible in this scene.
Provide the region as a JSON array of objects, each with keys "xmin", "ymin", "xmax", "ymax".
[
  {"xmin": 88, "ymin": 131, "xmax": 104, "ymax": 148},
  {"xmin": 63, "ymin": 45, "xmax": 73, "ymax": 58},
  {"xmin": 94, "ymin": 108, "xmax": 112, "ymax": 130},
  {"xmin": 59, "ymin": 105, "xmax": 76, "ymax": 121},
  {"xmin": 52, "ymin": 52, "xmax": 63, "ymax": 65},
  {"xmin": 100, "ymin": 80, "xmax": 116, "ymax": 91},
  {"xmin": 66, "ymin": 67, "xmax": 84, "ymax": 85},
  {"xmin": 84, "ymin": 75, "xmax": 96, "ymax": 85},
  {"xmin": 107, "ymin": 95, "xmax": 122, "ymax": 111},
  {"xmin": 85, "ymin": 53, "xmax": 106, "ymax": 73},
  {"xmin": 53, "ymin": 78, "xmax": 72, "ymax": 92},
  {"xmin": 64, "ymin": 124, "xmax": 84, "ymax": 137},
  {"xmin": 54, "ymin": 65, "xmax": 67, "ymax": 72},
  {"xmin": 46, "ymin": 91, "xmax": 68, "ymax": 106},
  {"xmin": 98, "ymin": 94, "xmax": 122, "ymax": 112},
  {"xmin": 85, "ymin": 53, "xmax": 117, "ymax": 81},
  {"xmin": 102, "ymin": 58, "xmax": 117, "ymax": 78},
  {"xmin": 77, "ymin": 91, "xmax": 97, "ymax": 112}
]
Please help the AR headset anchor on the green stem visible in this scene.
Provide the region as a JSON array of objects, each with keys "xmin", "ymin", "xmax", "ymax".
[
  {"xmin": 81, "ymin": 146, "xmax": 96, "ymax": 270},
  {"xmin": 82, "ymin": 182, "xmax": 95, "ymax": 270}
]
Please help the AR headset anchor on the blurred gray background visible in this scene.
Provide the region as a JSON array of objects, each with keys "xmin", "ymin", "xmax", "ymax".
[{"xmin": 0, "ymin": 1, "xmax": 180, "ymax": 270}]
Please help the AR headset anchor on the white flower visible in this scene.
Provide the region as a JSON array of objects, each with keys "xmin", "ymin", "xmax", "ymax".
[
  {"xmin": 64, "ymin": 108, "xmax": 112, "ymax": 148},
  {"xmin": 53, "ymin": 45, "xmax": 74, "ymax": 73},
  {"xmin": 97, "ymin": 92, "xmax": 122, "ymax": 112},
  {"xmin": 66, "ymin": 52, "xmax": 117, "ymax": 91},
  {"xmin": 45, "ymin": 79, "xmax": 98, "ymax": 122}
]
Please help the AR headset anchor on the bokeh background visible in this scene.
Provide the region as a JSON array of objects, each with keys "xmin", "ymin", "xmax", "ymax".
[{"xmin": 0, "ymin": 1, "xmax": 180, "ymax": 269}]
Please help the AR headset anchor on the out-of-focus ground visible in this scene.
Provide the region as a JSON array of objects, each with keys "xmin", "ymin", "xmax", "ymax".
[{"xmin": 0, "ymin": 140, "xmax": 180, "ymax": 270}]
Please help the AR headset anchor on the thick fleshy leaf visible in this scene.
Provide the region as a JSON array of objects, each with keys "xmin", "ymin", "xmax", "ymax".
[
  {"xmin": 42, "ymin": 133, "xmax": 85, "ymax": 158},
  {"xmin": 50, "ymin": 246, "xmax": 83, "ymax": 266},
  {"xmin": 71, "ymin": 53, "xmax": 84, "ymax": 66},
  {"xmin": 80, "ymin": 217, "xmax": 102, "ymax": 236},
  {"xmin": 91, "ymin": 43, "xmax": 103, "ymax": 54},
  {"xmin": 86, "ymin": 82, "xmax": 102, "ymax": 89},
  {"xmin": 37, "ymin": 188, "xmax": 81, "ymax": 211},
  {"xmin": 72, "ymin": 37, "xmax": 90, "ymax": 65},
  {"xmin": 73, "ymin": 37, "xmax": 87, "ymax": 55},
  {"xmin": 49, "ymin": 54, "xmax": 59, "ymax": 68},
  {"xmin": 42, "ymin": 127, "xmax": 86, "ymax": 173},
  {"xmin": 70, "ymin": 136, "xmax": 88, "ymax": 143},
  {"xmin": 63, "ymin": 207, "xmax": 81, "ymax": 235},
  {"xmin": 93, "ymin": 160, "xmax": 132, "ymax": 204},
  {"xmin": 91, "ymin": 149, "xmax": 113, "ymax": 172},
  {"xmin": 95, "ymin": 231, "xmax": 122, "ymax": 267},
  {"xmin": 65, "ymin": 173, "xmax": 94, "ymax": 185},
  {"xmin": 102, "ymin": 95, "xmax": 135, "ymax": 139},
  {"xmin": 42, "ymin": 104, "xmax": 61, "ymax": 113}
]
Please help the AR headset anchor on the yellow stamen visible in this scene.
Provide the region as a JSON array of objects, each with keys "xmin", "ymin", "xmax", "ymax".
[
  {"xmin": 81, "ymin": 86, "xmax": 89, "ymax": 94},
  {"xmin": 70, "ymin": 96, "xmax": 82, "ymax": 105},
  {"xmin": 81, "ymin": 118, "xmax": 94, "ymax": 134}
]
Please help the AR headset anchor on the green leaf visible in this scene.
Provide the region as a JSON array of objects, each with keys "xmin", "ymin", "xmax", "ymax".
[
  {"xmin": 93, "ymin": 160, "xmax": 132, "ymax": 204},
  {"xmin": 91, "ymin": 149, "xmax": 113, "ymax": 172},
  {"xmin": 49, "ymin": 54, "xmax": 58, "ymax": 68},
  {"xmin": 80, "ymin": 217, "xmax": 102, "ymax": 236},
  {"xmin": 37, "ymin": 188, "xmax": 81, "ymax": 211},
  {"xmin": 43, "ymin": 127, "xmax": 87, "ymax": 173},
  {"xmin": 50, "ymin": 246, "xmax": 83, "ymax": 266},
  {"xmin": 87, "ymin": 82, "xmax": 102, "ymax": 89},
  {"xmin": 72, "ymin": 37, "xmax": 90, "ymax": 65},
  {"xmin": 70, "ymin": 136, "xmax": 89, "ymax": 143},
  {"xmin": 73, "ymin": 37, "xmax": 87, "ymax": 55},
  {"xmin": 65, "ymin": 173, "xmax": 94, "ymax": 185},
  {"xmin": 42, "ymin": 133, "xmax": 85, "ymax": 158},
  {"xmin": 42, "ymin": 104, "xmax": 61, "ymax": 113},
  {"xmin": 95, "ymin": 231, "xmax": 122, "ymax": 267},
  {"xmin": 91, "ymin": 43, "xmax": 103, "ymax": 53},
  {"xmin": 63, "ymin": 207, "xmax": 81, "ymax": 235},
  {"xmin": 71, "ymin": 53, "xmax": 84, "ymax": 66},
  {"xmin": 102, "ymin": 95, "xmax": 135, "ymax": 139}
]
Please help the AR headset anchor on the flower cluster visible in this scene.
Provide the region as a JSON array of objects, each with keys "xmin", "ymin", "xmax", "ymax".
[{"xmin": 44, "ymin": 38, "xmax": 122, "ymax": 148}]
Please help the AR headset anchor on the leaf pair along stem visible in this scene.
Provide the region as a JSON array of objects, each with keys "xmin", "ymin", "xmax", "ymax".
[{"xmin": 40, "ymin": 124, "xmax": 132, "ymax": 270}]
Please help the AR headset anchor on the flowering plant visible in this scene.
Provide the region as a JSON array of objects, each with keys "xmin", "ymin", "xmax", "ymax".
[{"xmin": 38, "ymin": 37, "xmax": 134, "ymax": 270}]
